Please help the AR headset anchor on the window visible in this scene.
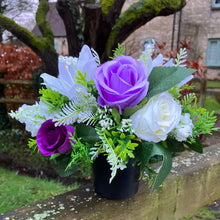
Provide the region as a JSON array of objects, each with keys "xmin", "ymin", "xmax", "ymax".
[
  {"xmin": 206, "ymin": 39, "xmax": 220, "ymax": 67},
  {"xmin": 212, "ymin": 0, "xmax": 220, "ymax": 9},
  {"xmin": 54, "ymin": 41, "xmax": 59, "ymax": 53}
]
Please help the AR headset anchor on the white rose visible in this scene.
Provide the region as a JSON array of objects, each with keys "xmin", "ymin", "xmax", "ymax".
[
  {"xmin": 171, "ymin": 113, "xmax": 194, "ymax": 142},
  {"xmin": 130, "ymin": 92, "xmax": 182, "ymax": 143}
]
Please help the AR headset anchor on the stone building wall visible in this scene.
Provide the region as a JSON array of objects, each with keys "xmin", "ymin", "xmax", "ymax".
[{"xmin": 122, "ymin": 0, "xmax": 220, "ymax": 79}]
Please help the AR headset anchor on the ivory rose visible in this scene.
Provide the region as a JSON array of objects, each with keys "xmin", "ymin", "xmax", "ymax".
[{"xmin": 130, "ymin": 92, "xmax": 182, "ymax": 143}]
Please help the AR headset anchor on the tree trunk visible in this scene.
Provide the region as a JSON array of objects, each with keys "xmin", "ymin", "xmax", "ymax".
[
  {"xmin": 40, "ymin": 48, "xmax": 58, "ymax": 76},
  {"xmin": 84, "ymin": 3, "xmax": 102, "ymax": 49},
  {"xmin": 56, "ymin": 0, "xmax": 83, "ymax": 57},
  {"xmin": 92, "ymin": 0, "xmax": 126, "ymax": 61}
]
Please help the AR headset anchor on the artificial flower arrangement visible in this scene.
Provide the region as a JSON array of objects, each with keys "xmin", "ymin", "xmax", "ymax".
[{"xmin": 10, "ymin": 43, "xmax": 217, "ymax": 194}]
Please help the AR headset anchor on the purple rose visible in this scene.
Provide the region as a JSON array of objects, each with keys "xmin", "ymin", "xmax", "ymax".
[
  {"xmin": 36, "ymin": 119, "xmax": 75, "ymax": 156},
  {"xmin": 94, "ymin": 55, "xmax": 149, "ymax": 114}
]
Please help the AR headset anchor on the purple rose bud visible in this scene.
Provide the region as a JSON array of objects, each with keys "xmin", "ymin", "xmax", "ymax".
[
  {"xmin": 94, "ymin": 55, "xmax": 149, "ymax": 114},
  {"xmin": 36, "ymin": 119, "xmax": 75, "ymax": 156},
  {"xmin": 199, "ymin": 134, "xmax": 203, "ymax": 140}
]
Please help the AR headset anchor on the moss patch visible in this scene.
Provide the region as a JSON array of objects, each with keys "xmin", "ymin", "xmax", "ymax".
[{"xmin": 100, "ymin": 0, "xmax": 115, "ymax": 15}]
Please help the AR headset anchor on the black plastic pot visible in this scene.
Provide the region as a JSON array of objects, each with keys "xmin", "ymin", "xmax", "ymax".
[{"xmin": 93, "ymin": 154, "xmax": 140, "ymax": 200}]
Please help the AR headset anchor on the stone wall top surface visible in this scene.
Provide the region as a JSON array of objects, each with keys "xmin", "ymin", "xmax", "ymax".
[{"xmin": 1, "ymin": 144, "xmax": 220, "ymax": 220}]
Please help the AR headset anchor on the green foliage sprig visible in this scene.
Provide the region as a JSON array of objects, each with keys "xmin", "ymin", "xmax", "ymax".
[
  {"xmin": 28, "ymin": 138, "xmax": 38, "ymax": 152},
  {"xmin": 110, "ymin": 43, "xmax": 126, "ymax": 59},
  {"xmin": 104, "ymin": 129, "xmax": 138, "ymax": 161},
  {"xmin": 169, "ymin": 84, "xmax": 194, "ymax": 101},
  {"xmin": 39, "ymin": 87, "xmax": 69, "ymax": 112},
  {"xmin": 74, "ymin": 70, "xmax": 95, "ymax": 93},
  {"xmin": 180, "ymin": 95, "xmax": 218, "ymax": 141},
  {"xmin": 66, "ymin": 136, "xmax": 92, "ymax": 177}
]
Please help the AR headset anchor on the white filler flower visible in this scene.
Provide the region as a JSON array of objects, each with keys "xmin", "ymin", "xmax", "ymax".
[
  {"xmin": 130, "ymin": 92, "xmax": 182, "ymax": 143},
  {"xmin": 171, "ymin": 113, "xmax": 194, "ymax": 142}
]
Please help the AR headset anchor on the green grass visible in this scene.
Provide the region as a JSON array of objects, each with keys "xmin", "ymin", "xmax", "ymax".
[
  {"xmin": 204, "ymin": 95, "xmax": 220, "ymax": 113},
  {"xmin": 0, "ymin": 168, "xmax": 79, "ymax": 214},
  {"xmin": 207, "ymin": 81, "xmax": 220, "ymax": 88}
]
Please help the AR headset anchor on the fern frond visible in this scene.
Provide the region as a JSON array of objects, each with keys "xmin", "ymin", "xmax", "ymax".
[
  {"xmin": 110, "ymin": 43, "xmax": 125, "ymax": 59},
  {"xmin": 90, "ymin": 146, "xmax": 101, "ymax": 160},
  {"xmin": 175, "ymin": 48, "xmax": 187, "ymax": 67},
  {"xmin": 181, "ymin": 93, "xmax": 196, "ymax": 108},
  {"xmin": 95, "ymin": 127, "xmax": 119, "ymax": 183},
  {"xmin": 55, "ymin": 100, "xmax": 82, "ymax": 126},
  {"xmin": 77, "ymin": 111, "xmax": 99, "ymax": 126}
]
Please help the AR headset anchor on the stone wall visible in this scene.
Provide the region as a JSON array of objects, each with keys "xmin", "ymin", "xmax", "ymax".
[{"xmin": 2, "ymin": 144, "xmax": 220, "ymax": 220}]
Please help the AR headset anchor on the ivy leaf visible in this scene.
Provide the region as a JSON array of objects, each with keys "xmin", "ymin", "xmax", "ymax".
[
  {"xmin": 136, "ymin": 141, "xmax": 172, "ymax": 192},
  {"xmin": 147, "ymin": 66, "xmax": 196, "ymax": 99}
]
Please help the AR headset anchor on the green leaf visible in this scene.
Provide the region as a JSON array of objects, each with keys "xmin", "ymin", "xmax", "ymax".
[
  {"xmin": 112, "ymin": 131, "xmax": 120, "ymax": 136},
  {"xmin": 114, "ymin": 145, "xmax": 121, "ymax": 154},
  {"xmin": 120, "ymin": 133, "xmax": 126, "ymax": 139},
  {"xmin": 52, "ymin": 154, "xmax": 78, "ymax": 177},
  {"xmin": 50, "ymin": 153, "xmax": 61, "ymax": 160},
  {"xmin": 108, "ymin": 138, "xmax": 113, "ymax": 145},
  {"xmin": 57, "ymin": 163, "xmax": 78, "ymax": 177},
  {"xmin": 166, "ymin": 138, "xmax": 185, "ymax": 152},
  {"xmin": 186, "ymin": 138, "xmax": 203, "ymax": 153},
  {"xmin": 28, "ymin": 138, "xmax": 38, "ymax": 152},
  {"xmin": 122, "ymin": 97, "xmax": 148, "ymax": 118},
  {"xmin": 147, "ymin": 66, "xmax": 196, "ymax": 99},
  {"xmin": 117, "ymin": 139, "xmax": 124, "ymax": 145},
  {"xmin": 127, "ymin": 150, "xmax": 135, "ymax": 158},
  {"xmin": 104, "ymin": 129, "xmax": 111, "ymax": 137},
  {"xmin": 136, "ymin": 141, "xmax": 172, "ymax": 192},
  {"xmin": 75, "ymin": 124, "xmax": 99, "ymax": 144},
  {"xmin": 112, "ymin": 108, "xmax": 121, "ymax": 124}
]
